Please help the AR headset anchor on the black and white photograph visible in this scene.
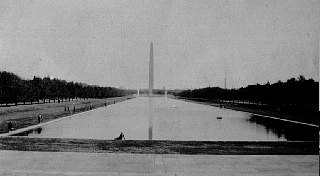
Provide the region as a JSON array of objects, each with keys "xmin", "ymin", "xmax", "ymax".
[{"xmin": 0, "ymin": 0, "xmax": 319, "ymax": 175}]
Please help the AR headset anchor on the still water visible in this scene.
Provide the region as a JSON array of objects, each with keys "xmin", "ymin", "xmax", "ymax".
[{"xmin": 25, "ymin": 97, "xmax": 317, "ymax": 141}]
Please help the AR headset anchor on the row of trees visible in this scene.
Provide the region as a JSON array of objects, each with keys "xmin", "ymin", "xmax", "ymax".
[
  {"xmin": 138, "ymin": 89, "xmax": 166, "ymax": 95},
  {"xmin": 176, "ymin": 76, "xmax": 318, "ymax": 109},
  {"xmin": 0, "ymin": 71, "xmax": 135, "ymax": 106}
]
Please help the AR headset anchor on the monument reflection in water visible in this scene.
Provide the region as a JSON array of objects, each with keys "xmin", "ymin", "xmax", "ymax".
[{"xmin": 148, "ymin": 97, "xmax": 153, "ymax": 140}]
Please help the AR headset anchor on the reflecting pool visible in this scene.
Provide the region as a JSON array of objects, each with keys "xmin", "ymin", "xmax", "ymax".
[{"xmin": 24, "ymin": 97, "xmax": 317, "ymax": 141}]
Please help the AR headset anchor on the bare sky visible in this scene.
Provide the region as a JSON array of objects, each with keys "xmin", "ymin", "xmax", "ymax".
[{"xmin": 0, "ymin": 0, "xmax": 319, "ymax": 89}]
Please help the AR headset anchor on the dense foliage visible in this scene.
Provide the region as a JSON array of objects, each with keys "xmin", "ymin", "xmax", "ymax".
[
  {"xmin": 0, "ymin": 71, "xmax": 134, "ymax": 105},
  {"xmin": 176, "ymin": 76, "xmax": 318, "ymax": 109}
]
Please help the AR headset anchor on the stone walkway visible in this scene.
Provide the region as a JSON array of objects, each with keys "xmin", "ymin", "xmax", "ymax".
[{"xmin": 0, "ymin": 150, "xmax": 318, "ymax": 176}]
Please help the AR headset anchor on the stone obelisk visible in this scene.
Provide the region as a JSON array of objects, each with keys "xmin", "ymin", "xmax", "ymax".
[{"xmin": 149, "ymin": 41, "xmax": 154, "ymax": 96}]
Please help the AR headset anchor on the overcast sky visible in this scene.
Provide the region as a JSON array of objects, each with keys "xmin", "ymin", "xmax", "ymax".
[{"xmin": 0, "ymin": 0, "xmax": 319, "ymax": 89}]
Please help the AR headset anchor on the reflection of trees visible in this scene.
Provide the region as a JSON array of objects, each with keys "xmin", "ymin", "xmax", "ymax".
[
  {"xmin": 0, "ymin": 71, "xmax": 135, "ymax": 106},
  {"xmin": 247, "ymin": 115, "xmax": 318, "ymax": 141}
]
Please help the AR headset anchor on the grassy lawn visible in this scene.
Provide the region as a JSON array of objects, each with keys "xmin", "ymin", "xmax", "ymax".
[
  {"xmin": 0, "ymin": 96, "xmax": 134, "ymax": 133},
  {"xmin": 0, "ymin": 137, "xmax": 317, "ymax": 154}
]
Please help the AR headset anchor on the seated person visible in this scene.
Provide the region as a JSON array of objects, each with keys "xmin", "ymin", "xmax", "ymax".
[{"xmin": 114, "ymin": 132, "xmax": 125, "ymax": 140}]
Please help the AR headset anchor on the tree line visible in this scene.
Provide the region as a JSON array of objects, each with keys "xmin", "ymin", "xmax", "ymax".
[
  {"xmin": 0, "ymin": 71, "xmax": 135, "ymax": 106},
  {"xmin": 175, "ymin": 75, "xmax": 318, "ymax": 111},
  {"xmin": 138, "ymin": 89, "xmax": 166, "ymax": 94}
]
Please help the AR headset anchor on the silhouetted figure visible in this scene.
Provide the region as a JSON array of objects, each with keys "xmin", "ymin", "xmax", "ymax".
[
  {"xmin": 7, "ymin": 122, "xmax": 14, "ymax": 131},
  {"xmin": 114, "ymin": 132, "xmax": 125, "ymax": 140},
  {"xmin": 38, "ymin": 114, "xmax": 43, "ymax": 123}
]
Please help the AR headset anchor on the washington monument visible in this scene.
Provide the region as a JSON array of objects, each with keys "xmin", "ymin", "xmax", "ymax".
[{"xmin": 149, "ymin": 41, "xmax": 154, "ymax": 95}]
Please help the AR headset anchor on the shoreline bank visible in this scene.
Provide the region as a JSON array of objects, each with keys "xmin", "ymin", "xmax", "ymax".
[{"xmin": 174, "ymin": 97, "xmax": 319, "ymax": 127}]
